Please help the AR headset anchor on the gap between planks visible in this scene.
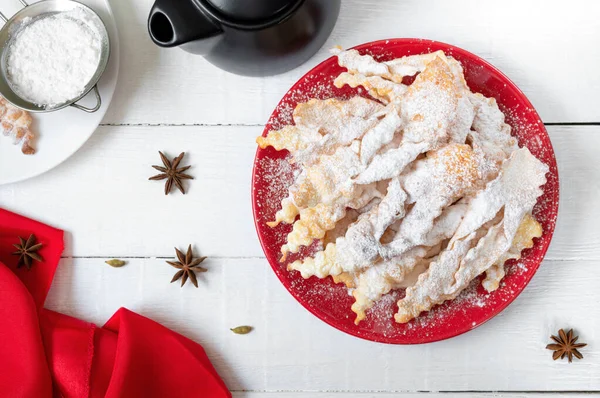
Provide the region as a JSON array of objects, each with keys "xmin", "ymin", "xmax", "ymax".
[
  {"xmin": 229, "ymin": 390, "xmax": 600, "ymax": 395},
  {"xmin": 98, "ymin": 122, "xmax": 600, "ymax": 127},
  {"xmin": 61, "ymin": 255, "xmax": 266, "ymax": 260},
  {"xmin": 99, "ymin": 123, "xmax": 263, "ymax": 127},
  {"xmin": 60, "ymin": 256, "xmax": 583, "ymax": 262}
]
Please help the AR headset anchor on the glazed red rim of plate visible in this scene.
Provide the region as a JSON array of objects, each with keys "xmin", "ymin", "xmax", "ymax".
[{"xmin": 252, "ymin": 38, "xmax": 559, "ymax": 344}]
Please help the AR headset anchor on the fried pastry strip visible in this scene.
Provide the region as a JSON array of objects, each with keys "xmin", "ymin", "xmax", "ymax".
[
  {"xmin": 256, "ymin": 125, "xmax": 322, "ymax": 155},
  {"xmin": 332, "ymin": 47, "xmax": 445, "ymax": 83},
  {"xmin": 258, "ymin": 97, "xmax": 384, "ymax": 163},
  {"xmin": 334, "ymin": 72, "xmax": 408, "ymax": 104},
  {"xmin": 350, "ymin": 202, "xmax": 468, "ymax": 323},
  {"xmin": 382, "ymin": 144, "xmax": 478, "ymax": 258},
  {"xmin": 333, "ymin": 48, "xmax": 468, "ymax": 91},
  {"xmin": 293, "ymin": 97, "xmax": 384, "ymax": 166},
  {"xmin": 294, "ymin": 96, "xmax": 384, "ymax": 128},
  {"xmin": 355, "ymin": 57, "xmax": 466, "ymax": 184},
  {"xmin": 281, "ymin": 182, "xmax": 381, "ymax": 257},
  {"xmin": 288, "ymin": 177, "xmax": 406, "ymax": 277},
  {"xmin": 482, "ymin": 213, "xmax": 542, "ymax": 292},
  {"xmin": 395, "ymin": 148, "xmax": 548, "ymax": 323}
]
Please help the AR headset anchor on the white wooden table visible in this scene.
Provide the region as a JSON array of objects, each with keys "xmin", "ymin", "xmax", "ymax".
[{"xmin": 2, "ymin": 0, "xmax": 600, "ymax": 396}]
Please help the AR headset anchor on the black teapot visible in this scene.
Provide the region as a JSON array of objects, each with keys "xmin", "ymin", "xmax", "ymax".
[{"xmin": 148, "ymin": 0, "xmax": 341, "ymax": 76}]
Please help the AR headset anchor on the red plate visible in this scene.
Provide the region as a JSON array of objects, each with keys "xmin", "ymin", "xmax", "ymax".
[{"xmin": 252, "ymin": 39, "xmax": 559, "ymax": 344}]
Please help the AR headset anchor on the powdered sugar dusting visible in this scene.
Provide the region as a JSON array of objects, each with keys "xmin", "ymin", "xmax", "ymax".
[
  {"xmin": 267, "ymin": 73, "xmax": 361, "ymax": 131},
  {"xmin": 253, "ymin": 39, "xmax": 559, "ymax": 344},
  {"xmin": 254, "ymin": 156, "xmax": 297, "ymax": 222}
]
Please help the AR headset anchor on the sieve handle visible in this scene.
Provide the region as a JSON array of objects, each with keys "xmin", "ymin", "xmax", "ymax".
[
  {"xmin": 70, "ymin": 85, "xmax": 102, "ymax": 113},
  {"xmin": 0, "ymin": 0, "xmax": 29, "ymax": 22}
]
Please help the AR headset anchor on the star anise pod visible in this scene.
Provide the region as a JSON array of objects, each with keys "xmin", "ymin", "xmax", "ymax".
[
  {"xmin": 12, "ymin": 234, "xmax": 43, "ymax": 270},
  {"xmin": 149, "ymin": 151, "xmax": 193, "ymax": 195},
  {"xmin": 167, "ymin": 245, "xmax": 207, "ymax": 287},
  {"xmin": 546, "ymin": 328, "xmax": 587, "ymax": 362}
]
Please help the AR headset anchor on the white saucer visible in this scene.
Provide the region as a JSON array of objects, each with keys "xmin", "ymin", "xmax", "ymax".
[{"xmin": 0, "ymin": 0, "xmax": 120, "ymax": 185}]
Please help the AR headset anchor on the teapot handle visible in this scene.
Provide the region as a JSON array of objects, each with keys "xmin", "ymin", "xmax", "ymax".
[{"xmin": 148, "ymin": 0, "xmax": 222, "ymax": 51}]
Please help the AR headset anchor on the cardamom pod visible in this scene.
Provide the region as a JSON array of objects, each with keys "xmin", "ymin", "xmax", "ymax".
[
  {"xmin": 230, "ymin": 326, "xmax": 253, "ymax": 335},
  {"xmin": 105, "ymin": 259, "xmax": 126, "ymax": 267}
]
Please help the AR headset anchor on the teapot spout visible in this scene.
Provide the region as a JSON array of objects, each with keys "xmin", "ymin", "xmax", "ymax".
[{"xmin": 148, "ymin": 0, "xmax": 222, "ymax": 53}]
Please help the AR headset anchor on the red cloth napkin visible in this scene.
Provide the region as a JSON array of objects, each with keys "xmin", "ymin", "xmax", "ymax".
[{"xmin": 0, "ymin": 208, "xmax": 231, "ymax": 398}]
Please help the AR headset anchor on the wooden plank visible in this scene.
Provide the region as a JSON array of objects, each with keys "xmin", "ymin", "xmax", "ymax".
[
  {"xmin": 45, "ymin": 257, "xmax": 599, "ymax": 391},
  {"xmin": 0, "ymin": 125, "xmax": 595, "ymax": 260},
  {"xmin": 102, "ymin": 0, "xmax": 600, "ymax": 125},
  {"xmin": 1, "ymin": 125, "xmax": 260, "ymax": 257}
]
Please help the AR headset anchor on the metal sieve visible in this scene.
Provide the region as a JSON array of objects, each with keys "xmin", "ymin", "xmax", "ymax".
[{"xmin": 0, "ymin": 0, "xmax": 110, "ymax": 113}]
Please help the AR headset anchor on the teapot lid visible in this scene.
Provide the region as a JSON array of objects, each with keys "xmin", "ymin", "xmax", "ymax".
[{"xmin": 199, "ymin": 0, "xmax": 304, "ymax": 27}]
